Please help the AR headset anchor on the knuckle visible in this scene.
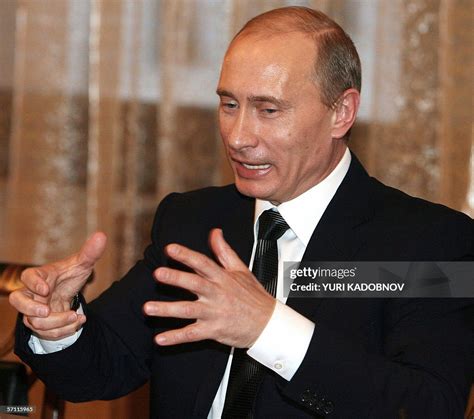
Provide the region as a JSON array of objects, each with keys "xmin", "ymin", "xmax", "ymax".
[
  {"xmin": 28, "ymin": 317, "xmax": 40, "ymax": 329},
  {"xmin": 152, "ymin": 303, "xmax": 163, "ymax": 315},
  {"xmin": 22, "ymin": 268, "xmax": 41, "ymax": 285},
  {"xmin": 183, "ymin": 302, "xmax": 196, "ymax": 317},
  {"xmin": 199, "ymin": 255, "xmax": 212, "ymax": 268},
  {"xmin": 191, "ymin": 276, "xmax": 201, "ymax": 291},
  {"xmin": 184, "ymin": 327, "xmax": 197, "ymax": 341},
  {"xmin": 49, "ymin": 328, "xmax": 62, "ymax": 339},
  {"xmin": 202, "ymin": 279, "xmax": 214, "ymax": 293},
  {"xmin": 33, "ymin": 322, "xmax": 48, "ymax": 332},
  {"xmin": 30, "ymin": 317, "xmax": 52, "ymax": 332},
  {"xmin": 164, "ymin": 268, "xmax": 175, "ymax": 281}
]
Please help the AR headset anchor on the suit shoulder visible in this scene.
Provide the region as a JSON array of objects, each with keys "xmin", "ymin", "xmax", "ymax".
[
  {"xmin": 161, "ymin": 184, "xmax": 251, "ymax": 213},
  {"xmin": 170, "ymin": 183, "xmax": 242, "ymax": 201},
  {"xmin": 369, "ymin": 177, "xmax": 472, "ymax": 223},
  {"xmin": 367, "ymin": 178, "xmax": 473, "ymax": 258},
  {"xmin": 148, "ymin": 184, "xmax": 253, "ymax": 249}
]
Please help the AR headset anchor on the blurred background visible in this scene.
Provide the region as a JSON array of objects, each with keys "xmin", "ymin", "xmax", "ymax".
[{"xmin": 0, "ymin": 0, "xmax": 472, "ymax": 417}]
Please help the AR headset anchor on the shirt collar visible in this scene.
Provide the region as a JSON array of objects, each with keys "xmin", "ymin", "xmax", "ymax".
[{"xmin": 254, "ymin": 147, "xmax": 351, "ymax": 246}]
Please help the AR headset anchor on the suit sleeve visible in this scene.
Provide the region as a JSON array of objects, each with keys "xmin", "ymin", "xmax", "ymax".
[{"xmin": 14, "ymin": 193, "xmax": 179, "ymax": 401}]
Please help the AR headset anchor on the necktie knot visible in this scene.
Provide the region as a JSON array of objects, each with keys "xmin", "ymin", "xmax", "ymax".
[{"xmin": 257, "ymin": 209, "xmax": 289, "ymax": 241}]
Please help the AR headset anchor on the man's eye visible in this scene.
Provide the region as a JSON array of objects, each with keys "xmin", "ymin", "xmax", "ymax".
[
  {"xmin": 222, "ymin": 102, "xmax": 237, "ymax": 109},
  {"xmin": 261, "ymin": 108, "xmax": 278, "ymax": 115}
]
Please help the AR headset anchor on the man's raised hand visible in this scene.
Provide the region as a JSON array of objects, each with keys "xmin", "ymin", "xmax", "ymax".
[
  {"xmin": 9, "ymin": 232, "xmax": 107, "ymax": 340},
  {"xmin": 143, "ymin": 229, "xmax": 276, "ymax": 348}
]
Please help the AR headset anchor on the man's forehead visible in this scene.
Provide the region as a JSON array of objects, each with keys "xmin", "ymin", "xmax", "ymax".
[
  {"xmin": 219, "ymin": 32, "xmax": 315, "ymax": 94},
  {"xmin": 227, "ymin": 30, "xmax": 315, "ymax": 58},
  {"xmin": 221, "ymin": 32, "xmax": 316, "ymax": 81}
]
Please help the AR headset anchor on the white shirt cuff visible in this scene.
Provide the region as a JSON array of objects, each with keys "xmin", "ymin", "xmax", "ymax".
[
  {"xmin": 27, "ymin": 304, "xmax": 84, "ymax": 354},
  {"xmin": 247, "ymin": 300, "xmax": 315, "ymax": 381}
]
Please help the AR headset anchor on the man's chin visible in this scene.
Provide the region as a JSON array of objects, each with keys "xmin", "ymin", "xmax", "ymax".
[
  {"xmin": 234, "ymin": 181, "xmax": 280, "ymax": 203},
  {"xmin": 235, "ymin": 181, "xmax": 263, "ymax": 198}
]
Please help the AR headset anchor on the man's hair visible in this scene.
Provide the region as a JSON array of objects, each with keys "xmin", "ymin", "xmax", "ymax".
[{"xmin": 233, "ymin": 6, "xmax": 361, "ymax": 109}]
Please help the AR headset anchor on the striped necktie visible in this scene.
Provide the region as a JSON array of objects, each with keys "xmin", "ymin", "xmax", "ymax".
[{"xmin": 222, "ymin": 209, "xmax": 290, "ymax": 418}]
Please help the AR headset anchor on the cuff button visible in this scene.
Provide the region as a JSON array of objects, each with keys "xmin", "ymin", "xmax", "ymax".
[
  {"xmin": 323, "ymin": 401, "xmax": 334, "ymax": 414},
  {"xmin": 301, "ymin": 389, "xmax": 312, "ymax": 403}
]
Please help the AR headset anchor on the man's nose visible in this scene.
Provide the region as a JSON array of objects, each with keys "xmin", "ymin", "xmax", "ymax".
[{"xmin": 226, "ymin": 110, "xmax": 258, "ymax": 151}]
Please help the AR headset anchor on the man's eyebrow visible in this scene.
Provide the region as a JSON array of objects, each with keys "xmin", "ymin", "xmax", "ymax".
[
  {"xmin": 248, "ymin": 95, "xmax": 292, "ymax": 109},
  {"xmin": 216, "ymin": 90, "xmax": 292, "ymax": 109},
  {"xmin": 216, "ymin": 89, "xmax": 235, "ymax": 99}
]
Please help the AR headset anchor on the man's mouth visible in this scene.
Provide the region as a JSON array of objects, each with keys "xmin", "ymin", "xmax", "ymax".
[{"xmin": 242, "ymin": 163, "xmax": 271, "ymax": 170}]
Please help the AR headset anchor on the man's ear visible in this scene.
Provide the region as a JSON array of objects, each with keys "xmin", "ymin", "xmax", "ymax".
[{"xmin": 331, "ymin": 88, "xmax": 360, "ymax": 139}]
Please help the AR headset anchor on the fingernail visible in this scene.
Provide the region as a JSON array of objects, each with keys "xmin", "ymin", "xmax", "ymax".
[
  {"xmin": 36, "ymin": 284, "xmax": 46, "ymax": 295},
  {"xmin": 156, "ymin": 268, "xmax": 168, "ymax": 280},
  {"xmin": 143, "ymin": 303, "xmax": 152, "ymax": 314},
  {"xmin": 166, "ymin": 244, "xmax": 177, "ymax": 256},
  {"xmin": 68, "ymin": 313, "xmax": 77, "ymax": 322},
  {"xmin": 156, "ymin": 335, "xmax": 166, "ymax": 344}
]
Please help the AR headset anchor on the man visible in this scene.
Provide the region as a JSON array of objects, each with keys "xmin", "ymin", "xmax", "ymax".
[{"xmin": 9, "ymin": 6, "xmax": 473, "ymax": 419}]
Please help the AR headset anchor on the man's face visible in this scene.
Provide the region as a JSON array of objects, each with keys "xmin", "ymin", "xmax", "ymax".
[{"xmin": 217, "ymin": 32, "xmax": 346, "ymax": 204}]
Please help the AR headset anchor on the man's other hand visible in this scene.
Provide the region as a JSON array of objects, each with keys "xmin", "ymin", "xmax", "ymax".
[
  {"xmin": 9, "ymin": 232, "xmax": 107, "ymax": 340},
  {"xmin": 143, "ymin": 229, "xmax": 276, "ymax": 348}
]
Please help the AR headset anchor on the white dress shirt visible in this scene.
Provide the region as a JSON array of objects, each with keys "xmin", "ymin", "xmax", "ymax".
[{"xmin": 30, "ymin": 149, "xmax": 352, "ymax": 419}]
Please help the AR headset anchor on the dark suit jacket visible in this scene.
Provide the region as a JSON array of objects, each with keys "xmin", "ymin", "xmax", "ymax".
[{"xmin": 15, "ymin": 155, "xmax": 474, "ymax": 418}]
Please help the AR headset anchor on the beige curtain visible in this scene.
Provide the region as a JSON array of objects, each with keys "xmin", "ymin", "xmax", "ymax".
[{"xmin": 0, "ymin": 0, "xmax": 472, "ymax": 417}]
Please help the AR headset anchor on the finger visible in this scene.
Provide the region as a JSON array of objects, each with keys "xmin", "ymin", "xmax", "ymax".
[
  {"xmin": 209, "ymin": 228, "xmax": 248, "ymax": 271},
  {"xmin": 26, "ymin": 310, "xmax": 81, "ymax": 331},
  {"xmin": 153, "ymin": 268, "xmax": 210, "ymax": 296},
  {"xmin": 9, "ymin": 290, "xmax": 50, "ymax": 317},
  {"xmin": 165, "ymin": 244, "xmax": 220, "ymax": 279},
  {"xmin": 24, "ymin": 315, "xmax": 86, "ymax": 340},
  {"xmin": 143, "ymin": 300, "xmax": 204, "ymax": 320},
  {"xmin": 76, "ymin": 231, "xmax": 107, "ymax": 268},
  {"xmin": 19, "ymin": 267, "xmax": 52, "ymax": 297},
  {"xmin": 154, "ymin": 323, "xmax": 205, "ymax": 346}
]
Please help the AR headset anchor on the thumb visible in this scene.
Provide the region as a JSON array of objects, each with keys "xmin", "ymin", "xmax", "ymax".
[
  {"xmin": 77, "ymin": 231, "xmax": 107, "ymax": 268},
  {"xmin": 209, "ymin": 229, "xmax": 247, "ymax": 271}
]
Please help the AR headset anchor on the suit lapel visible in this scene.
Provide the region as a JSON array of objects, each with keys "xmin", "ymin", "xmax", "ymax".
[
  {"xmin": 287, "ymin": 153, "xmax": 374, "ymax": 319},
  {"xmin": 221, "ymin": 190, "xmax": 255, "ymax": 266}
]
